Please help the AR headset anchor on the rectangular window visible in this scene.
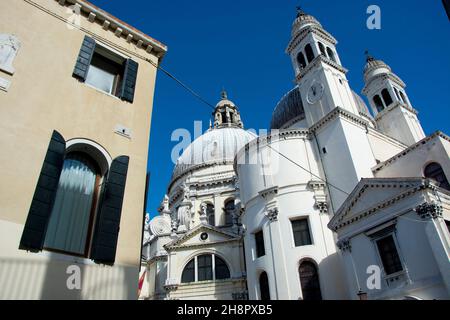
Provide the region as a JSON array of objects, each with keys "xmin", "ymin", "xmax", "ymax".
[
  {"xmin": 85, "ymin": 48, "xmax": 125, "ymax": 96},
  {"xmin": 376, "ymin": 235, "xmax": 403, "ymax": 275},
  {"xmin": 255, "ymin": 230, "xmax": 265, "ymax": 258},
  {"xmin": 73, "ymin": 36, "xmax": 139, "ymax": 103},
  {"xmin": 292, "ymin": 219, "xmax": 312, "ymax": 247},
  {"xmin": 446, "ymin": 220, "xmax": 450, "ymax": 234}
]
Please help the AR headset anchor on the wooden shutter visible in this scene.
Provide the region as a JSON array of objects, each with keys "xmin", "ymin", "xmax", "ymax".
[
  {"xmin": 119, "ymin": 59, "xmax": 139, "ymax": 103},
  {"xmin": 19, "ymin": 131, "xmax": 66, "ymax": 252},
  {"xmin": 72, "ymin": 36, "xmax": 96, "ymax": 81},
  {"xmin": 90, "ymin": 156, "xmax": 129, "ymax": 265}
]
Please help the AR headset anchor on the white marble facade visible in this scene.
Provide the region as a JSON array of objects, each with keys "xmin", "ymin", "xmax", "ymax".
[{"xmin": 142, "ymin": 9, "xmax": 450, "ymax": 300}]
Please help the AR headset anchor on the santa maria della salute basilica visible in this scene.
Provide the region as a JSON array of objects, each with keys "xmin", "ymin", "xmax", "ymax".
[{"xmin": 141, "ymin": 9, "xmax": 450, "ymax": 300}]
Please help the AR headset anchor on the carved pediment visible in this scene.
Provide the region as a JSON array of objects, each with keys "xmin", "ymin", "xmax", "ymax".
[
  {"xmin": 329, "ymin": 178, "xmax": 430, "ymax": 231},
  {"xmin": 164, "ymin": 224, "xmax": 240, "ymax": 251}
]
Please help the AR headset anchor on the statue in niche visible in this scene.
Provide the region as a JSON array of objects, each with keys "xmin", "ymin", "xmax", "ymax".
[
  {"xmin": 0, "ymin": 34, "xmax": 21, "ymax": 75},
  {"xmin": 182, "ymin": 183, "xmax": 190, "ymax": 200}
]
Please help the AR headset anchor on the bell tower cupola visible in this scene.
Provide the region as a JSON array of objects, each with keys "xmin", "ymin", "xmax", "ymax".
[
  {"xmin": 362, "ymin": 52, "xmax": 425, "ymax": 146},
  {"xmin": 213, "ymin": 90, "xmax": 244, "ymax": 129},
  {"xmin": 286, "ymin": 7, "xmax": 360, "ymax": 125}
]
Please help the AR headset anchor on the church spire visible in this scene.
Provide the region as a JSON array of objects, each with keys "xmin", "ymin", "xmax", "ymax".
[
  {"xmin": 296, "ymin": 5, "xmax": 306, "ymax": 18},
  {"xmin": 221, "ymin": 88, "xmax": 228, "ymax": 100},
  {"xmin": 365, "ymin": 49, "xmax": 375, "ymax": 62}
]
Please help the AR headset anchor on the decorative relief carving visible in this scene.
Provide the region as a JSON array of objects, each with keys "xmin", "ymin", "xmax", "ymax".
[
  {"xmin": 265, "ymin": 207, "xmax": 279, "ymax": 222},
  {"xmin": 414, "ymin": 202, "xmax": 443, "ymax": 220},
  {"xmin": 315, "ymin": 201, "xmax": 328, "ymax": 214},
  {"xmin": 0, "ymin": 34, "xmax": 20, "ymax": 75}
]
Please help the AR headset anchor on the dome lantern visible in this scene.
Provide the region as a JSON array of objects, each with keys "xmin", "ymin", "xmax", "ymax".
[{"xmin": 213, "ymin": 90, "xmax": 244, "ymax": 129}]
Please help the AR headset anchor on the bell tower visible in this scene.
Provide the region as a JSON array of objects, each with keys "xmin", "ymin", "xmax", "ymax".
[
  {"xmin": 286, "ymin": 8, "xmax": 360, "ymax": 125},
  {"xmin": 362, "ymin": 53, "xmax": 425, "ymax": 146}
]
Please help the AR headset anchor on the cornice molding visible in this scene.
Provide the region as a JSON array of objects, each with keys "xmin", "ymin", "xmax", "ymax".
[
  {"xmin": 295, "ymin": 55, "xmax": 348, "ymax": 82},
  {"xmin": 235, "ymin": 107, "xmax": 371, "ymax": 167},
  {"xmin": 329, "ymin": 178, "xmax": 437, "ymax": 232},
  {"xmin": 309, "ymin": 107, "xmax": 369, "ymax": 134},
  {"xmin": 373, "ymin": 131, "xmax": 450, "ymax": 173},
  {"xmin": 56, "ymin": 0, "xmax": 167, "ymax": 58},
  {"xmin": 374, "ymin": 102, "xmax": 418, "ymax": 122},
  {"xmin": 362, "ymin": 73, "xmax": 405, "ymax": 95},
  {"xmin": 287, "ymin": 25, "xmax": 337, "ymax": 54},
  {"xmin": 164, "ymin": 224, "xmax": 240, "ymax": 251}
]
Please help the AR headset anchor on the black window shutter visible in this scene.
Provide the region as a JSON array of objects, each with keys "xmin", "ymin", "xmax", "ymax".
[
  {"xmin": 90, "ymin": 156, "xmax": 130, "ymax": 265},
  {"xmin": 72, "ymin": 36, "xmax": 96, "ymax": 81},
  {"xmin": 19, "ymin": 131, "xmax": 66, "ymax": 252},
  {"xmin": 119, "ymin": 59, "xmax": 139, "ymax": 103}
]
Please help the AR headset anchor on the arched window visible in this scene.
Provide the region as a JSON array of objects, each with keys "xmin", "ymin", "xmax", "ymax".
[
  {"xmin": 318, "ymin": 42, "xmax": 326, "ymax": 56},
  {"xmin": 299, "ymin": 261, "xmax": 322, "ymax": 300},
  {"xmin": 373, "ymin": 95, "xmax": 384, "ymax": 112},
  {"xmin": 181, "ymin": 254, "xmax": 231, "ymax": 283},
  {"xmin": 424, "ymin": 163, "xmax": 450, "ymax": 190},
  {"xmin": 399, "ymin": 91, "xmax": 408, "ymax": 106},
  {"xmin": 206, "ymin": 203, "xmax": 215, "ymax": 226},
  {"xmin": 44, "ymin": 152, "xmax": 101, "ymax": 256},
  {"xmin": 221, "ymin": 111, "xmax": 228, "ymax": 124},
  {"xmin": 297, "ymin": 51, "xmax": 306, "ymax": 69},
  {"xmin": 326, "ymin": 47, "xmax": 336, "ymax": 62},
  {"xmin": 224, "ymin": 199, "xmax": 235, "ymax": 226},
  {"xmin": 381, "ymin": 89, "xmax": 393, "ymax": 107},
  {"xmin": 259, "ymin": 272, "xmax": 271, "ymax": 300},
  {"xmin": 215, "ymin": 256, "xmax": 230, "ymax": 280},
  {"xmin": 394, "ymin": 87, "xmax": 401, "ymax": 101},
  {"xmin": 305, "ymin": 44, "xmax": 315, "ymax": 63},
  {"xmin": 181, "ymin": 259, "xmax": 195, "ymax": 283}
]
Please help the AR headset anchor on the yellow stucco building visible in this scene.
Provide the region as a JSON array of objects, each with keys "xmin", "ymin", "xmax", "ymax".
[{"xmin": 0, "ymin": 0, "xmax": 166, "ymax": 299}]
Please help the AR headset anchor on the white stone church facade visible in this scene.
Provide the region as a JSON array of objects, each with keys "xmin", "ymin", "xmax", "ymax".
[{"xmin": 141, "ymin": 9, "xmax": 450, "ymax": 300}]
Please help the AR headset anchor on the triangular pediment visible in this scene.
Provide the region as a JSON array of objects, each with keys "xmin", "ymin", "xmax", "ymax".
[
  {"xmin": 329, "ymin": 178, "xmax": 428, "ymax": 231},
  {"xmin": 164, "ymin": 224, "xmax": 240, "ymax": 250}
]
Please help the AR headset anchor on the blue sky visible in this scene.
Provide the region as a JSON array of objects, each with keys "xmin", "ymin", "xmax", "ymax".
[{"xmin": 89, "ymin": 0, "xmax": 450, "ymax": 218}]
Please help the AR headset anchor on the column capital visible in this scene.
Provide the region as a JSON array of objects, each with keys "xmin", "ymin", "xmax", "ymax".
[{"xmin": 415, "ymin": 202, "xmax": 443, "ymax": 220}]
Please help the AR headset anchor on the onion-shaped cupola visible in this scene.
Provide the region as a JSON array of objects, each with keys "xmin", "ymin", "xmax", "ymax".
[{"xmin": 213, "ymin": 90, "xmax": 244, "ymax": 129}]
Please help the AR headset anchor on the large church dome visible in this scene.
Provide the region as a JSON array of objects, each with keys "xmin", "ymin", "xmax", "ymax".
[
  {"xmin": 171, "ymin": 93, "xmax": 257, "ymax": 182},
  {"xmin": 271, "ymin": 86, "xmax": 305, "ymax": 129}
]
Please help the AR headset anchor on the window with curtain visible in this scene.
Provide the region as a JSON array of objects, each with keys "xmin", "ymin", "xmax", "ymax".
[
  {"xmin": 376, "ymin": 235, "xmax": 403, "ymax": 275},
  {"xmin": 424, "ymin": 162, "xmax": 450, "ymax": 191},
  {"xmin": 305, "ymin": 44, "xmax": 315, "ymax": 63},
  {"xmin": 181, "ymin": 254, "xmax": 230, "ymax": 283},
  {"xmin": 255, "ymin": 230, "xmax": 265, "ymax": 258},
  {"xmin": 292, "ymin": 219, "xmax": 312, "ymax": 247},
  {"xmin": 44, "ymin": 152, "xmax": 100, "ymax": 256},
  {"xmin": 259, "ymin": 272, "xmax": 270, "ymax": 300},
  {"xmin": 299, "ymin": 261, "xmax": 322, "ymax": 300}
]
